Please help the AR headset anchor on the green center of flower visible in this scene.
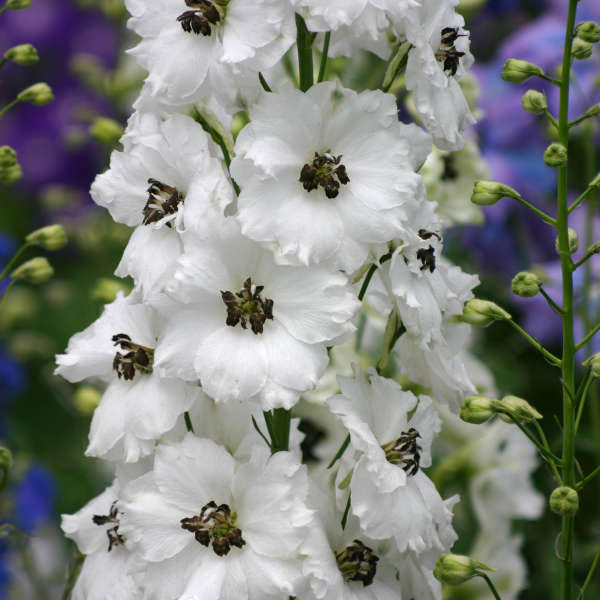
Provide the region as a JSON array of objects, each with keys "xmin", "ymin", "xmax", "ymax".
[
  {"xmin": 93, "ymin": 501, "xmax": 125, "ymax": 552},
  {"xmin": 435, "ymin": 27, "xmax": 466, "ymax": 76},
  {"xmin": 143, "ymin": 178, "xmax": 184, "ymax": 227},
  {"xmin": 177, "ymin": 0, "xmax": 226, "ymax": 36},
  {"xmin": 299, "ymin": 152, "xmax": 350, "ymax": 199},
  {"xmin": 181, "ymin": 501, "xmax": 246, "ymax": 557},
  {"xmin": 112, "ymin": 333, "xmax": 154, "ymax": 381},
  {"xmin": 381, "ymin": 427, "xmax": 422, "ymax": 476},
  {"xmin": 336, "ymin": 540, "xmax": 379, "ymax": 587},
  {"xmin": 221, "ymin": 277, "xmax": 274, "ymax": 335}
]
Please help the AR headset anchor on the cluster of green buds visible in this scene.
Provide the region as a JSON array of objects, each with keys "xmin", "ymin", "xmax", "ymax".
[
  {"xmin": 434, "ymin": 554, "xmax": 496, "ymax": 586},
  {"xmin": 544, "ymin": 142, "xmax": 568, "ymax": 168},
  {"xmin": 459, "ymin": 299, "xmax": 511, "ymax": 328},
  {"xmin": 460, "ymin": 394, "xmax": 542, "ymax": 425},
  {"xmin": 512, "ymin": 271, "xmax": 542, "ymax": 298},
  {"xmin": 572, "ymin": 21, "xmax": 600, "ymax": 60},
  {"xmin": 549, "ymin": 486, "xmax": 579, "ymax": 517}
]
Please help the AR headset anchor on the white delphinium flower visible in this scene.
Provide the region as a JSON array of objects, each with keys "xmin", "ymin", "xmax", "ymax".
[
  {"xmin": 120, "ymin": 434, "xmax": 314, "ymax": 600},
  {"xmin": 55, "ymin": 292, "xmax": 199, "ymax": 462},
  {"xmin": 231, "ymin": 82, "xmax": 432, "ymax": 272},
  {"xmin": 61, "ymin": 481, "xmax": 141, "ymax": 600},
  {"xmin": 402, "ymin": 0, "xmax": 476, "ymax": 150},
  {"xmin": 154, "ymin": 219, "xmax": 359, "ymax": 409},
  {"xmin": 329, "ymin": 366, "xmax": 458, "ymax": 555},
  {"xmin": 91, "ymin": 113, "xmax": 233, "ymax": 299},
  {"xmin": 126, "ymin": 0, "xmax": 295, "ymax": 107}
]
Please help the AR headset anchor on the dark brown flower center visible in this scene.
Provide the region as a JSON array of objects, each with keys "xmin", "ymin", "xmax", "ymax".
[
  {"xmin": 299, "ymin": 152, "xmax": 350, "ymax": 199},
  {"xmin": 381, "ymin": 427, "xmax": 422, "ymax": 476},
  {"xmin": 416, "ymin": 229, "xmax": 441, "ymax": 273},
  {"xmin": 181, "ymin": 501, "xmax": 245, "ymax": 557},
  {"xmin": 221, "ymin": 277, "xmax": 274, "ymax": 335},
  {"xmin": 93, "ymin": 501, "xmax": 125, "ymax": 552},
  {"xmin": 336, "ymin": 540, "xmax": 379, "ymax": 587},
  {"xmin": 112, "ymin": 333, "xmax": 154, "ymax": 381},
  {"xmin": 177, "ymin": 0, "xmax": 222, "ymax": 36},
  {"xmin": 441, "ymin": 154, "xmax": 459, "ymax": 181},
  {"xmin": 142, "ymin": 178, "xmax": 184, "ymax": 227},
  {"xmin": 435, "ymin": 27, "xmax": 466, "ymax": 76}
]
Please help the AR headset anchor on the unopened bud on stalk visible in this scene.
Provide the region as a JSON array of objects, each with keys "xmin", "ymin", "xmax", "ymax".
[
  {"xmin": 5, "ymin": 0, "xmax": 31, "ymax": 9},
  {"xmin": 0, "ymin": 446, "xmax": 13, "ymax": 470},
  {"xmin": 555, "ymin": 228, "xmax": 579, "ymax": 255},
  {"xmin": 549, "ymin": 487, "xmax": 579, "ymax": 516},
  {"xmin": 434, "ymin": 554, "xmax": 496, "ymax": 586},
  {"xmin": 544, "ymin": 143, "xmax": 568, "ymax": 168},
  {"xmin": 0, "ymin": 146, "xmax": 21, "ymax": 183},
  {"xmin": 0, "ymin": 163, "xmax": 22, "ymax": 184},
  {"xmin": 0, "ymin": 146, "xmax": 17, "ymax": 168},
  {"xmin": 583, "ymin": 353, "xmax": 600, "ymax": 378},
  {"xmin": 89, "ymin": 117, "xmax": 123, "ymax": 145},
  {"xmin": 17, "ymin": 83, "xmax": 54, "ymax": 106},
  {"xmin": 461, "ymin": 299, "xmax": 511, "ymax": 327},
  {"xmin": 4, "ymin": 44, "xmax": 38, "ymax": 66},
  {"xmin": 576, "ymin": 21, "xmax": 600, "ymax": 44},
  {"xmin": 585, "ymin": 103, "xmax": 600, "ymax": 118},
  {"xmin": 25, "ymin": 224, "xmax": 67, "ymax": 251},
  {"xmin": 74, "ymin": 386, "xmax": 102, "ymax": 415},
  {"xmin": 521, "ymin": 90, "xmax": 547, "ymax": 114},
  {"xmin": 572, "ymin": 38, "xmax": 593, "ymax": 60},
  {"xmin": 501, "ymin": 59, "xmax": 544, "ymax": 83},
  {"xmin": 460, "ymin": 396, "xmax": 497, "ymax": 424},
  {"xmin": 11, "ymin": 257, "xmax": 54, "ymax": 284},
  {"xmin": 91, "ymin": 278, "xmax": 129, "ymax": 304},
  {"xmin": 591, "ymin": 173, "xmax": 600, "ymax": 188},
  {"xmin": 471, "ymin": 180, "xmax": 520, "ymax": 206},
  {"xmin": 498, "ymin": 395, "xmax": 543, "ymax": 423},
  {"xmin": 512, "ymin": 271, "xmax": 542, "ymax": 298}
]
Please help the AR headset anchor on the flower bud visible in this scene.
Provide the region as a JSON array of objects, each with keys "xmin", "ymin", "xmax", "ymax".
[
  {"xmin": 591, "ymin": 172, "xmax": 600, "ymax": 188},
  {"xmin": 11, "ymin": 257, "xmax": 54, "ymax": 284},
  {"xmin": 4, "ymin": 43, "xmax": 38, "ymax": 66},
  {"xmin": 0, "ymin": 446, "xmax": 13, "ymax": 470},
  {"xmin": 90, "ymin": 278, "xmax": 129, "ymax": 304},
  {"xmin": 498, "ymin": 395, "xmax": 543, "ymax": 423},
  {"xmin": 461, "ymin": 299, "xmax": 511, "ymax": 327},
  {"xmin": 460, "ymin": 396, "xmax": 498, "ymax": 424},
  {"xmin": 572, "ymin": 38, "xmax": 593, "ymax": 60},
  {"xmin": 501, "ymin": 59, "xmax": 544, "ymax": 83},
  {"xmin": 583, "ymin": 353, "xmax": 600, "ymax": 378},
  {"xmin": 17, "ymin": 82, "xmax": 54, "ymax": 106},
  {"xmin": 0, "ymin": 145, "xmax": 17, "ymax": 168},
  {"xmin": 89, "ymin": 117, "xmax": 123, "ymax": 145},
  {"xmin": 0, "ymin": 162, "xmax": 22, "ymax": 184},
  {"xmin": 555, "ymin": 228, "xmax": 579, "ymax": 255},
  {"xmin": 521, "ymin": 90, "xmax": 547, "ymax": 115},
  {"xmin": 25, "ymin": 224, "xmax": 67, "ymax": 251},
  {"xmin": 512, "ymin": 271, "xmax": 542, "ymax": 298},
  {"xmin": 74, "ymin": 386, "xmax": 102, "ymax": 415},
  {"xmin": 576, "ymin": 21, "xmax": 600, "ymax": 44},
  {"xmin": 471, "ymin": 180, "xmax": 520, "ymax": 206},
  {"xmin": 434, "ymin": 554, "xmax": 496, "ymax": 586},
  {"xmin": 549, "ymin": 486, "xmax": 579, "ymax": 516},
  {"xmin": 585, "ymin": 103, "xmax": 600, "ymax": 118},
  {"xmin": 544, "ymin": 143, "xmax": 568, "ymax": 168},
  {"xmin": 5, "ymin": 0, "xmax": 31, "ymax": 9}
]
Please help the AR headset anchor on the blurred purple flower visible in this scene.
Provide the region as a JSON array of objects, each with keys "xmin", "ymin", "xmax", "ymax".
[{"xmin": 14, "ymin": 465, "xmax": 56, "ymax": 534}]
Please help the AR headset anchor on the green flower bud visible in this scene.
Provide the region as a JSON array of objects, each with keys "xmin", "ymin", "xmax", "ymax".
[
  {"xmin": 11, "ymin": 257, "xmax": 54, "ymax": 284},
  {"xmin": 4, "ymin": 43, "xmax": 38, "ymax": 66},
  {"xmin": 89, "ymin": 117, "xmax": 123, "ymax": 145},
  {"xmin": 591, "ymin": 172, "xmax": 600, "ymax": 188},
  {"xmin": 25, "ymin": 224, "xmax": 68, "ymax": 251},
  {"xmin": 576, "ymin": 21, "xmax": 600, "ymax": 44},
  {"xmin": 498, "ymin": 395, "xmax": 543, "ymax": 423},
  {"xmin": 0, "ymin": 162, "xmax": 22, "ymax": 184},
  {"xmin": 521, "ymin": 89, "xmax": 547, "ymax": 115},
  {"xmin": 501, "ymin": 59, "xmax": 544, "ymax": 83},
  {"xmin": 90, "ymin": 278, "xmax": 129, "ymax": 304},
  {"xmin": 544, "ymin": 143, "xmax": 568, "ymax": 168},
  {"xmin": 0, "ymin": 446, "xmax": 13, "ymax": 470},
  {"xmin": 0, "ymin": 146, "xmax": 17, "ymax": 168},
  {"xmin": 572, "ymin": 37, "xmax": 593, "ymax": 60},
  {"xmin": 549, "ymin": 486, "xmax": 579, "ymax": 516},
  {"xmin": 585, "ymin": 103, "xmax": 600, "ymax": 118},
  {"xmin": 4, "ymin": 0, "xmax": 31, "ymax": 9},
  {"xmin": 461, "ymin": 299, "xmax": 512, "ymax": 327},
  {"xmin": 512, "ymin": 271, "xmax": 542, "ymax": 298},
  {"xmin": 583, "ymin": 353, "xmax": 600, "ymax": 378},
  {"xmin": 460, "ymin": 396, "xmax": 498, "ymax": 424},
  {"xmin": 471, "ymin": 180, "xmax": 520, "ymax": 206},
  {"xmin": 434, "ymin": 554, "xmax": 496, "ymax": 586},
  {"xmin": 17, "ymin": 82, "xmax": 54, "ymax": 106},
  {"xmin": 74, "ymin": 386, "xmax": 102, "ymax": 415},
  {"xmin": 555, "ymin": 228, "xmax": 579, "ymax": 255}
]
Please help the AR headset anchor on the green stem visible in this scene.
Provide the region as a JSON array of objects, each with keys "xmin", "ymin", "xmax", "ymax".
[
  {"xmin": 479, "ymin": 574, "xmax": 502, "ymax": 600},
  {"xmin": 568, "ymin": 113, "xmax": 595, "ymax": 129},
  {"xmin": 576, "ymin": 463, "xmax": 600, "ymax": 491},
  {"xmin": 295, "ymin": 14, "xmax": 314, "ymax": 92},
  {"xmin": 574, "ymin": 374, "xmax": 594, "ymax": 433},
  {"xmin": 545, "ymin": 109, "xmax": 559, "ymax": 130},
  {"xmin": 539, "ymin": 73, "xmax": 562, "ymax": 86},
  {"xmin": 533, "ymin": 419, "xmax": 563, "ymax": 482},
  {"xmin": 568, "ymin": 185, "xmax": 596, "ymax": 214},
  {"xmin": 539, "ymin": 286, "xmax": 565, "ymax": 315},
  {"xmin": 0, "ymin": 97, "xmax": 21, "ymax": 119},
  {"xmin": 184, "ymin": 411, "xmax": 194, "ymax": 433},
  {"xmin": 506, "ymin": 319, "xmax": 562, "ymax": 366},
  {"xmin": 578, "ymin": 547, "xmax": 600, "ymax": 599},
  {"xmin": 0, "ymin": 243, "xmax": 30, "ymax": 281},
  {"xmin": 267, "ymin": 408, "xmax": 291, "ymax": 453},
  {"xmin": 557, "ymin": 3, "xmax": 579, "ymax": 599},
  {"xmin": 512, "ymin": 195, "xmax": 556, "ymax": 226},
  {"xmin": 341, "ymin": 492, "xmax": 351, "ymax": 530},
  {"xmin": 0, "ymin": 280, "xmax": 17, "ymax": 311},
  {"xmin": 574, "ymin": 322, "xmax": 600, "ymax": 352},
  {"xmin": 61, "ymin": 551, "xmax": 84, "ymax": 600},
  {"xmin": 504, "ymin": 412, "xmax": 562, "ymax": 466},
  {"xmin": 258, "ymin": 72, "xmax": 272, "ymax": 93},
  {"xmin": 572, "ymin": 249, "xmax": 597, "ymax": 271},
  {"xmin": 317, "ymin": 32, "xmax": 330, "ymax": 83},
  {"xmin": 328, "ymin": 433, "xmax": 350, "ymax": 469}
]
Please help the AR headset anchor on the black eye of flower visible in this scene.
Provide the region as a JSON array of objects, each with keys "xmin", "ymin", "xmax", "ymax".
[
  {"xmin": 221, "ymin": 277, "xmax": 274, "ymax": 335},
  {"xmin": 112, "ymin": 333, "xmax": 154, "ymax": 380},
  {"xmin": 299, "ymin": 152, "xmax": 350, "ymax": 199},
  {"xmin": 381, "ymin": 427, "xmax": 422, "ymax": 476},
  {"xmin": 177, "ymin": 0, "xmax": 221, "ymax": 36}
]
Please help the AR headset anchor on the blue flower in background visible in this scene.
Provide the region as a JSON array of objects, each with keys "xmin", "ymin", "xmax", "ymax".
[{"xmin": 14, "ymin": 465, "xmax": 56, "ymax": 534}]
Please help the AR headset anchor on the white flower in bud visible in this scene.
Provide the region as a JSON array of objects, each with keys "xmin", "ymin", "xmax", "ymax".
[
  {"xmin": 555, "ymin": 227, "xmax": 579, "ymax": 254},
  {"xmin": 4, "ymin": 43, "xmax": 38, "ymax": 66},
  {"xmin": 89, "ymin": 117, "xmax": 124, "ymax": 145},
  {"xmin": 5, "ymin": 0, "xmax": 30, "ymax": 10},
  {"xmin": 576, "ymin": 21, "xmax": 600, "ymax": 43},
  {"xmin": 461, "ymin": 299, "xmax": 511, "ymax": 327},
  {"xmin": 501, "ymin": 59, "xmax": 544, "ymax": 83},
  {"xmin": 511, "ymin": 271, "xmax": 542, "ymax": 298},
  {"xmin": 497, "ymin": 395, "xmax": 543, "ymax": 423},
  {"xmin": 583, "ymin": 353, "xmax": 600, "ymax": 378},
  {"xmin": 434, "ymin": 553, "xmax": 495, "ymax": 585},
  {"xmin": 549, "ymin": 487, "xmax": 579, "ymax": 516},
  {"xmin": 11, "ymin": 257, "xmax": 54, "ymax": 283},
  {"xmin": 572, "ymin": 37, "xmax": 593, "ymax": 60},
  {"xmin": 521, "ymin": 89, "xmax": 547, "ymax": 115},
  {"xmin": 17, "ymin": 82, "xmax": 54, "ymax": 106},
  {"xmin": 544, "ymin": 142, "xmax": 568, "ymax": 168},
  {"xmin": 586, "ymin": 103, "xmax": 600, "ymax": 118},
  {"xmin": 471, "ymin": 180, "xmax": 520, "ymax": 206},
  {"xmin": 25, "ymin": 224, "xmax": 68, "ymax": 251},
  {"xmin": 460, "ymin": 395, "xmax": 497, "ymax": 424}
]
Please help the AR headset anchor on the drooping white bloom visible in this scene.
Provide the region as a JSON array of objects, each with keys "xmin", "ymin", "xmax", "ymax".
[
  {"xmin": 55, "ymin": 292, "xmax": 199, "ymax": 462},
  {"xmin": 231, "ymin": 82, "xmax": 432, "ymax": 272},
  {"xmin": 328, "ymin": 366, "xmax": 458, "ymax": 555},
  {"xmin": 126, "ymin": 0, "xmax": 295, "ymax": 107},
  {"xmin": 402, "ymin": 0, "xmax": 476, "ymax": 150},
  {"xmin": 91, "ymin": 113, "xmax": 233, "ymax": 299},
  {"xmin": 120, "ymin": 434, "xmax": 314, "ymax": 600},
  {"xmin": 154, "ymin": 219, "xmax": 359, "ymax": 409}
]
